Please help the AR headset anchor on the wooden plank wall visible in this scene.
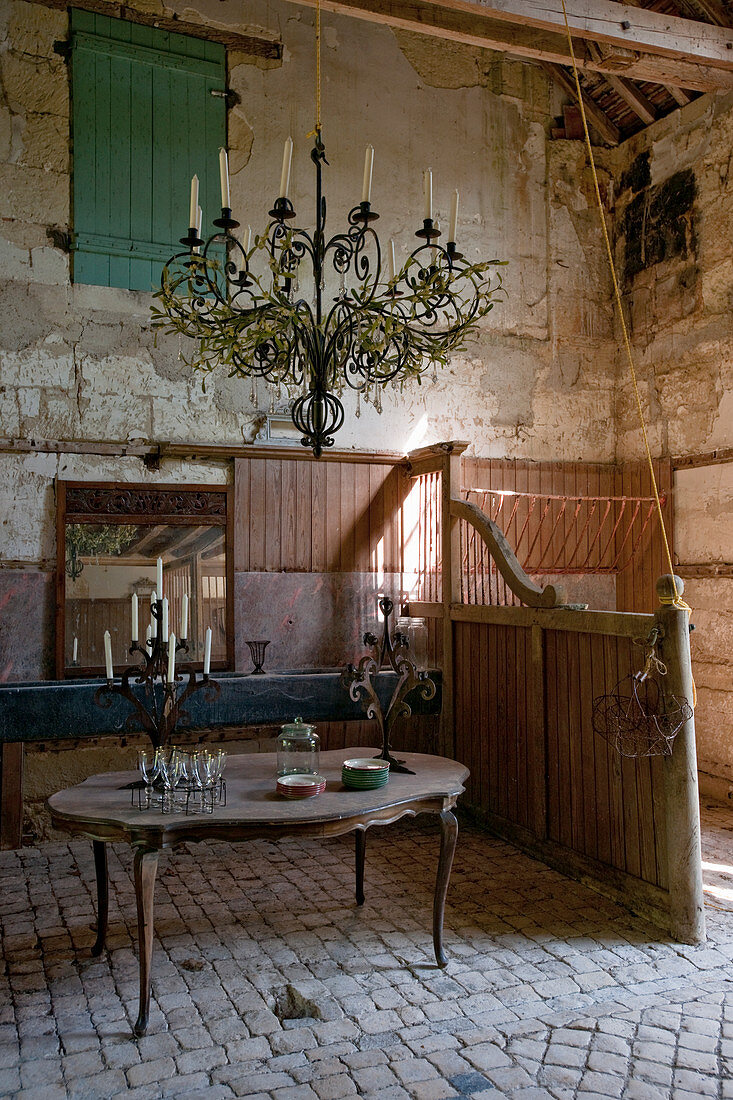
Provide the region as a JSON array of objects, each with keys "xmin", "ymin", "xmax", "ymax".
[
  {"xmin": 453, "ymin": 616, "xmax": 667, "ymax": 890},
  {"xmin": 233, "ymin": 455, "xmax": 409, "ymax": 753},
  {"xmin": 234, "ymin": 456, "xmax": 406, "ymax": 574},
  {"xmin": 616, "ymin": 459, "xmax": 674, "ymax": 613}
]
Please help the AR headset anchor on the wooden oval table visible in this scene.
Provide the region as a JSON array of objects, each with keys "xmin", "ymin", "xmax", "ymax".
[{"xmin": 48, "ymin": 748, "xmax": 469, "ymax": 1036}]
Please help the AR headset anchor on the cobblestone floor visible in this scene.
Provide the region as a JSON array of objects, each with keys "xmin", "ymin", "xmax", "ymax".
[{"xmin": 1, "ymin": 801, "xmax": 733, "ymax": 1100}]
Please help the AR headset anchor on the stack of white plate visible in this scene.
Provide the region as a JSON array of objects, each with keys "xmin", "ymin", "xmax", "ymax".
[
  {"xmin": 276, "ymin": 773, "xmax": 326, "ymax": 799},
  {"xmin": 342, "ymin": 758, "xmax": 390, "ymax": 790}
]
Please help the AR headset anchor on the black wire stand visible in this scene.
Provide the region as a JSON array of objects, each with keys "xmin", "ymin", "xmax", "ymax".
[{"xmin": 342, "ymin": 596, "xmax": 436, "ymax": 773}]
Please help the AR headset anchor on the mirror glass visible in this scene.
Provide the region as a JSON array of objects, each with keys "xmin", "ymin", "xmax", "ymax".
[
  {"xmin": 57, "ymin": 481, "xmax": 233, "ymax": 678},
  {"xmin": 64, "ymin": 522, "xmax": 227, "ymax": 673}
]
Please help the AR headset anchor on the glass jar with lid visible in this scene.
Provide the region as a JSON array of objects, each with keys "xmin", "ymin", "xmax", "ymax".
[{"xmin": 277, "ymin": 717, "xmax": 320, "ymax": 776}]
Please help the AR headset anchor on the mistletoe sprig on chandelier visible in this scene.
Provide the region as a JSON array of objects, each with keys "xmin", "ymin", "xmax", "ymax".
[{"xmin": 152, "ymin": 130, "xmax": 505, "ymax": 457}]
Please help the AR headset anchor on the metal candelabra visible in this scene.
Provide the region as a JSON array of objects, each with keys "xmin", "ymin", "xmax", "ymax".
[
  {"xmin": 342, "ymin": 596, "xmax": 436, "ymax": 773},
  {"xmin": 94, "ymin": 598, "xmax": 219, "ymax": 750},
  {"xmin": 151, "ymin": 131, "xmax": 504, "ymax": 458}
]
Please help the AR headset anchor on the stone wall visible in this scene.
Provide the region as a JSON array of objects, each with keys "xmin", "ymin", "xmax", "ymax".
[
  {"xmin": 0, "ymin": 2, "xmax": 617, "ymax": 655},
  {"xmin": 610, "ymin": 96, "xmax": 733, "ymax": 797}
]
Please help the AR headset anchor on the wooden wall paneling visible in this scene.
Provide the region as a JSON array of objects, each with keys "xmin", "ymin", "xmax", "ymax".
[
  {"xmin": 368, "ymin": 464, "xmax": 385, "ymax": 575},
  {"xmin": 506, "ymin": 625, "xmax": 519, "ymax": 824},
  {"xmin": 588, "ymin": 632, "xmax": 610, "ymax": 865},
  {"xmin": 478, "ymin": 619, "xmax": 489, "ymax": 813},
  {"xmin": 233, "ymin": 459, "xmax": 249, "ymax": 572},
  {"xmin": 545, "ymin": 628, "xmax": 560, "ymax": 845},
  {"xmin": 295, "ymin": 461, "xmax": 313, "ymax": 572},
  {"xmin": 487, "ymin": 623, "xmax": 500, "ymax": 814},
  {"xmin": 248, "ymin": 458, "xmax": 267, "ymax": 571},
  {"xmin": 567, "ymin": 630, "xmax": 586, "ymax": 856},
  {"xmin": 339, "ymin": 463, "xmax": 356, "ymax": 572},
  {"xmin": 617, "ymin": 635, "xmax": 642, "ymax": 880},
  {"xmin": 558, "ymin": 631, "xmax": 575, "ymax": 851},
  {"xmin": 265, "ymin": 459, "xmax": 283, "ymax": 571},
  {"xmin": 281, "ymin": 459, "xmax": 297, "ymax": 570},
  {"xmin": 311, "ymin": 460, "xmax": 329, "ymax": 572},
  {"xmin": 578, "ymin": 628, "xmax": 599, "ymax": 861},
  {"xmin": 355, "ymin": 464, "xmax": 371, "ymax": 573},
  {"xmin": 604, "ymin": 633, "xmax": 626, "ymax": 872},
  {"xmin": 529, "ymin": 625, "xmax": 547, "ymax": 838},
  {"xmin": 516, "ymin": 625, "xmax": 529, "ymax": 830}
]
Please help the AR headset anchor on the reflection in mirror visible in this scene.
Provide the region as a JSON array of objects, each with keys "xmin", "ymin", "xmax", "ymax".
[{"xmin": 64, "ymin": 522, "xmax": 227, "ymax": 673}]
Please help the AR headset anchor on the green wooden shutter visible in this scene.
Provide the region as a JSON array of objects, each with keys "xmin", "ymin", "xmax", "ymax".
[{"xmin": 70, "ymin": 11, "xmax": 226, "ymax": 293}]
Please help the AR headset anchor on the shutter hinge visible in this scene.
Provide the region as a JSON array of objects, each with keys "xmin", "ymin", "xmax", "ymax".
[
  {"xmin": 210, "ymin": 87, "xmax": 240, "ymax": 109},
  {"xmin": 53, "ymin": 39, "xmax": 72, "ymax": 60}
]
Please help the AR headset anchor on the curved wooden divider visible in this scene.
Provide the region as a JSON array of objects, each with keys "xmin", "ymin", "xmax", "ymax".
[{"xmin": 450, "ymin": 498, "xmax": 566, "ymax": 608}]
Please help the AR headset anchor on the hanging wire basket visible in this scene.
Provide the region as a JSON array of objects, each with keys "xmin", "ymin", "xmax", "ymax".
[
  {"xmin": 592, "ymin": 627, "xmax": 693, "ymax": 758},
  {"xmin": 592, "ymin": 674, "xmax": 692, "ymax": 758}
]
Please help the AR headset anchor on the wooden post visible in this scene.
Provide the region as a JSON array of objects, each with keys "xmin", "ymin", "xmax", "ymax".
[
  {"xmin": 0, "ymin": 744, "xmax": 24, "ymax": 850},
  {"xmin": 440, "ymin": 443, "xmax": 468, "ymax": 759},
  {"xmin": 656, "ymin": 575, "xmax": 705, "ymax": 944}
]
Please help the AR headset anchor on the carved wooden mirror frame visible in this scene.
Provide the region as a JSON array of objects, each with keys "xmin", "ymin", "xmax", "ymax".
[{"xmin": 55, "ymin": 481, "xmax": 234, "ymax": 678}]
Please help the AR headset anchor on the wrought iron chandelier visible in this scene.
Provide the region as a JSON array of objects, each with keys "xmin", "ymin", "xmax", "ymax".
[{"xmin": 152, "ymin": 4, "xmax": 505, "ymax": 457}]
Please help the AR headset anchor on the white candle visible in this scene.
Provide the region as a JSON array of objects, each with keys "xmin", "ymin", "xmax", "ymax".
[
  {"xmin": 167, "ymin": 633, "xmax": 176, "ymax": 683},
  {"xmin": 449, "ymin": 189, "xmax": 460, "ymax": 243},
  {"xmin": 389, "ymin": 238, "xmax": 397, "ymax": 283},
  {"xmin": 131, "ymin": 594, "xmax": 138, "ymax": 642},
  {"xmin": 161, "ymin": 597, "xmax": 169, "ymax": 640},
  {"xmin": 219, "ymin": 147, "xmax": 230, "ymax": 208},
  {"xmin": 244, "ymin": 224, "xmax": 252, "ymax": 253},
  {"xmin": 193, "ymin": 205, "xmax": 203, "ymax": 254},
  {"xmin": 189, "ymin": 175, "xmax": 199, "ymax": 229},
  {"xmin": 423, "ymin": 168, "xmax": 433, "ymax": 221},
  {"xmin": 362, "ymin": 144, "xmax": 374, "ymax": 204},
  {"xmin": 103, "ymin": 630, "xmax": 113, "ymax": 680},
  {"xmin": 146, "ymin": 624, "xmax": 152, "ymax": 647},
  {"xmin": 156, "ymin": 558, "xmax": 163, "ymax": 597},
  {"xmin": 280, "ymin": 136, "xmax": 293, "ymax": 200},
  {"xmin": 72, "ymin": 636, "xmax": 78, "ymax": 663},
  {"xmin": 181, "ymin": 594, "xmax": 189, "ymax": 640},
  {"xmin": 203, "ymin": 627, "xmax": 212, "ymax": 674}
]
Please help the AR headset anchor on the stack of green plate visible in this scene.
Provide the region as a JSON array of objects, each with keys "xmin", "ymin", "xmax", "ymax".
[{"xmin": 342, "ymin": 758, "xmax": 390, "ymax": 790}]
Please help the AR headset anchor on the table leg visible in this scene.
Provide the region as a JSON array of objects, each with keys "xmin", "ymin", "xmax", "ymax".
[
  {"xmin": 355, "ymin": 829, "xmax": 366, "ymax": 906},
  {"xmin": 91, "ymin": 840, "xmax": 108, "ymax": 957},
  {"xmin": 132, "ymin": 845, "xmax": 159, "ymax": 1037},
  {"xmin": 433, "ymin": 808, "xmax": 458, "ymax": 968}
]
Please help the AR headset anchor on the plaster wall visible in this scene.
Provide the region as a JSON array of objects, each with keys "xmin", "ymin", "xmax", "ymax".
[{"xmin": 610, "ymin": 97, "xmax": 733, "ymax": 796}]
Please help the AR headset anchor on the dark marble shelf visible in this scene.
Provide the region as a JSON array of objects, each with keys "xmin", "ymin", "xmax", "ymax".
[{"xmin": 0, "ymin": 669, "xmax": 442, "ymax": 744}]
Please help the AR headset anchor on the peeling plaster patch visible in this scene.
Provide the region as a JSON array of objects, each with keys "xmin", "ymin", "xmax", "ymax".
[{"xmin": 229, "ymin": 107, "xmax": 254, "ymax": 174}]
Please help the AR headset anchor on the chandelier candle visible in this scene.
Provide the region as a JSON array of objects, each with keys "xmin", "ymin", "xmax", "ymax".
[
  {"xmin": 280, "ymin": 137, "xmax": 293, "ymax": 200},
  {"xmin": 362, "ymin": 145, "xmax": 374, "ymax": 204},
  {"xmin": 203, "ymin": 627, "xmax": 212, "ymax": 675},
  {"xmin": 131, "ymin": 594, "xmax": 138, "ymax": 643},
  {"xmin": 181, "ymin": 594, "xmax": 188, "ymax": 641},
  {"xmin": 103, "ymin": 630, "xmax": 113, "ymax": 680},
  {"xmin": 161, "ymin": 597, "xmax": 169, "ymax": 640},
  {"xmin": 154, "ymin": 132, "xmax": 504, "ymax": 455},
  {"xmin": 188, "ymin": 175, "xmax": 199, "ymax": 232},
  {"xmin": 156, "ymin": 557, "xmax": 163, "ymax": 597},
  {"xmin": 219, "ymin": 148, "xmax": 230, "ymax": 209},
  {"xmin": 424, "ymin": 168, "xmax": 433, "ymax": 221}
]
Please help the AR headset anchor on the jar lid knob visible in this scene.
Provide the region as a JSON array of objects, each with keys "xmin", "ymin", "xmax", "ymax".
[{"xmin": 294, "ymin": 716, "xmax": 303, "ymax": 724}]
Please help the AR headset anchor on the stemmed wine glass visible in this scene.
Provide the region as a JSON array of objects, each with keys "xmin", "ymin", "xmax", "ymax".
[
  {"xmin": 137, "ymin": 749, "xmax": 160, "ymax": 808},
  {"xmin": 158, "ymin": 748, "xmax": 185, "ymax": 814}
]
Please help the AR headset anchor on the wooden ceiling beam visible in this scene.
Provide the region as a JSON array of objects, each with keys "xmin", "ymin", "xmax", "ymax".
[
  {"xmin": 540, "ymin": 61, "xmax": 621, "ymax": 143},
  {"xmin": 587, "ymin": 40, "xmax": 658, "ymax": 123},
  {"xmin": 285, "ymin": 0, "xmax": 733, "ymax": 90}
]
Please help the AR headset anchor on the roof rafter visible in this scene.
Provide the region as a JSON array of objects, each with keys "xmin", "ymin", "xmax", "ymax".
[{"xmin": 284, "ymin": 0, "xmax": 733, "ymax": 90}]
